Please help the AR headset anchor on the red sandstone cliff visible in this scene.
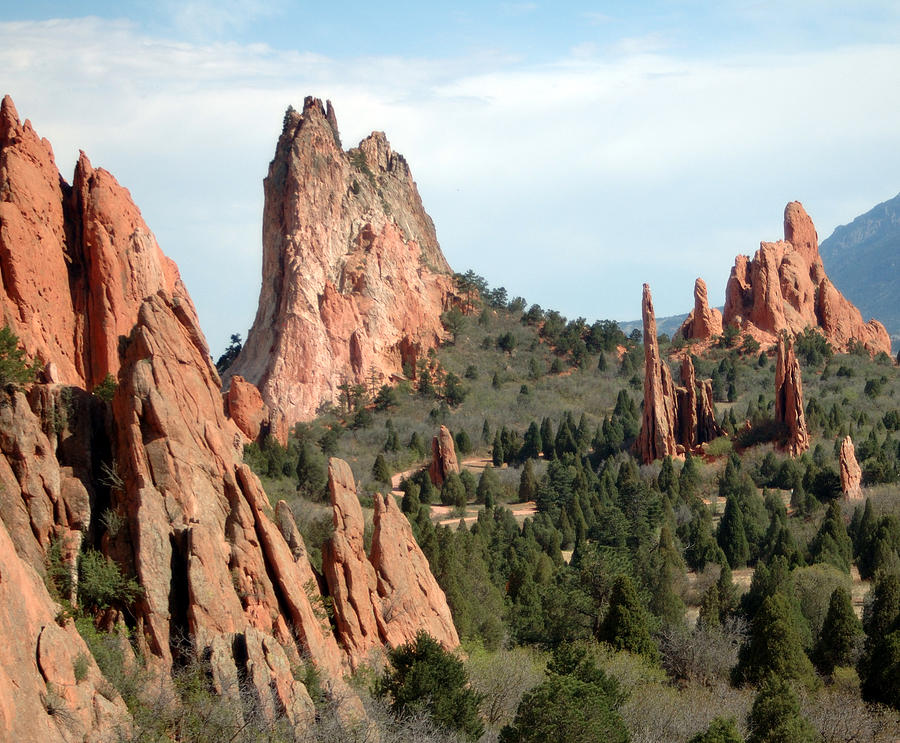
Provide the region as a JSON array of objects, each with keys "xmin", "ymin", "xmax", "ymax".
[
  {"xmin": 687, "ymin": 202, "xmax": 891, "ymax": 355},
  {"xmin": 223, "ymin": 97, "xmax": 456, "ymax": 439},
  {"xmin": 0, "ymin": 96, "xmax": 458, "ymax": 737}
]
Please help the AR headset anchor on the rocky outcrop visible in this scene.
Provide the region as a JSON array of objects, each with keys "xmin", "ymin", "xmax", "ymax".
[
  {"xmin": 678, "ymin": 278, "xmax": 722, "ymax": 341},
  {"xmin": 718, "ymin": 202, "xmax": 890, "ymax": 355},
  {"xmin": 636, "ymin": 285, "xmax": 724, "ymax": 464},
  {"xmin": 0, "ymin": 95, "xmax": 190, "ymax": 390},
  {"xmin": 774, "ymin": 335, "xmax": 809, "ymax": 457},
  {"xmin": 322, "ymin": 458, "xmax": 459, "ymax": 669},
  {"xmin": 224, "ymin": 97, "xmax": 456, "ymax": 439},
  {"xmin": 370, "ymin": 491, "xmax": 459, "ymax": 650},
  {"xmin": 428, "ymin": 425, "xmax": 459, "ymax": 486},
  {"xmin": 839, "ymin": 436, "xmax": 863, "ymax": 500},
  {"xmin": 636, "ymin": 285, "xmax": 679, "ymax": 464},
  {"xmin": 225, "ymin": 375, "xmax": 269, "ymax": 441}
]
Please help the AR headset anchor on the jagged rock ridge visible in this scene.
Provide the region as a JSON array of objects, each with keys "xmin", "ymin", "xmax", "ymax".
[
  {"xmin": 681, "ymin": 202, "xmax": 890, "ymax": 355},
  {"xmin": 225, "ymin": 97, "xmax": 456, "ymax": 439}
]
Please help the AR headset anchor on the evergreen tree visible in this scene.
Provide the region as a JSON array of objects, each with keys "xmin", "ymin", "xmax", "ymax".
[
  {"xmin": 813, "ymin": 586, "xmax": 862, "ymax": 675},
  {"xmin": 481, "ymin": 418, "xmax": 491, "ymax": 444},
  {"xmin": 688, "ymin": 717, "xmax": 743, "ymax": 743},
  {"xmin": 521, "ymin": 421, "xmax": 542, "ymax": 461},
  {"xmin": 698, "ymin": 583, "xmax": 722, "ymax": 628},
  {"xmin": 648, "ymin": 524, "xmax": 686, "ymax": 625},
  {"xmin": 540, "ymin": 417, "xmax": 555, "ymax": 459},
  {"xmin": 735, "ymin": 592, "xmax": 816, "ymax": 687},
  {"xmin": 492, "ymin": 431, "xmax": 505, "ymax": 467},
  {"xmin": 400, "ymin": 481, "xmax": 420, "ymax": 516},
  {"xmin": 597, "ymin": 575, "xmax": 659, "ymax": 662},
  {"xmin": 372, "ymin": 453, "xmax": 392, "ymax": 485},
  {"xmin": 519, "ymin": 459, "xmax": 538, "ymax": 501},
  {"xmin": 295, "ymin": 442, "xmax": 327, "ymax": 500},
  {"xmin": 597, "ymin": 351, "xmax": 607, "ymax": 372},
  {"xmin": 476, "ymin": 465, "xmax": 501, "ymax": 505},
  {"xmin": 718, "ymin": 496, "xmax": 750, "ymax": 568},
  {"xmin": 808, "ymin": 500, "xmax": 853, "ymax": 573},
  {"xmin": 657, "ymin": 456, "xmax": 679, "ymax": 500},
  {"xmin": 440, "ymin": 472, "xmax": 467, "ymax": 510},
  {"xmin": 746, "ymin": 676, "xmax": 818, "ymax": 743},
  {"xmin": 859, "ymin": 572, "xmax": 900, "ymax": 708}
]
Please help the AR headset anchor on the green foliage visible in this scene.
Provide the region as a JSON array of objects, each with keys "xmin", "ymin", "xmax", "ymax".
[
  {"xmin": 440, "ymin": 472, "xmax": 467, "ymax": 510},
  {"xmin": 372, "ymin": 453, "xmax": 392, "ymax": 485},
  {"xmin": 597, "ymin": 574, "xmax": 659, "ymax": 662},
  {"xmin": 378, "ymin": 631, "xmax": 484, "ymax": 740},
  {"xmin": 92, "ymin": 373, "xmax": 117, "ymax": 402},
  {"xmin": 78, "ymin": 549, "xmax": 142, "ymax": 613},
  {"xmin": 72, "ymin": 653, "xmax": 89, "ymax": 683},
  {"xmin": 498, "ymin": 672, "xmax": 628, "ymax": 743},
  {"xmin": 813, "ymin": 586, "xmax": 862, "ymax": 675},
  {"xmin": 859, "ymin": 571, "xmax": 900, "ymax": 708},
  {"xmin": 214, "ymin": 333, "xmax": 242, "ymax": 374},
  {"xmin": 296, "ymin": 441, "xmax": 328, "ymax": 500},
  {"xmin": 0, "ymin": 325, "xmax": 40, "ymax": 389},
  {"xmin": 688, "ymin": 716, "xmax": 744, "ymax": 743},
  {"xmin": 808, "ymin": 500, "xmax": 853, "ymax": 572},
  {"xmin": 747, "ymin": 675, "xmax": 818, "ymax": 743}
]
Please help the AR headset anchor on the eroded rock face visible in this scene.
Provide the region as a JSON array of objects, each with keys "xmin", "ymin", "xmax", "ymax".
[
  {"xmin": 636, "ymin": 285, "xmax": 679, "ymax": 464},
  {"xmin": 840, "ymin": 435, "xmax": 863, "ymax": 500},
  {"xmin": 370, "ymin": 491, "xmax": 459, "ymax": 650},
  {"xmin": 774, "ymin": 335, "xmax": 809, "ymax": 457},
  {"xmin": 322, "ymin": 458, "xmax": 460, "ymax": 669},
  {"xmin": 678, "ymin": 278, "xmax": 723, "ymax": 341},
  {"xmin": 224, "ymin": 97, "xmax": 456, "ymax": 439},
  {"xmin": 720, "ymin": 202, "xmax": 890, "ymax": 355},
  {"xmin": 428, "ymin": 425, "xmax": 459, "ymax": 487},
  {"xmin": 225, "ymin": 375, "xmax": 269, "ymax": 442}
]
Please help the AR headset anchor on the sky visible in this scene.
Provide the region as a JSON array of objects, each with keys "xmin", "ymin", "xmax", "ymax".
[{"xmin": 2, "ymin": 1, "xmax": 900, "ymax": 356}]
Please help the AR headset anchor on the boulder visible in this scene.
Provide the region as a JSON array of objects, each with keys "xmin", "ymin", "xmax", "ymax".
[{"xmin": 225, "ymin": 375, "xmax": 269, "ymax": 441}]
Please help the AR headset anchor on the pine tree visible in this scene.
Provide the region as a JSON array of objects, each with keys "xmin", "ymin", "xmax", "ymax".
[
  {"xmin": 698, "ymin": 583, "xmax": 721, "ymax": 628},
  {"xmin": 657, "ymin": 456, "xmax": 679, "ymax": 500},
  {"xmin": 859, "ymin": 572, "xmax": 900, "ymax": 708},
  {"xmin": 372, "ymin": 454, "xmax": 392, "ymax": 485},
  {"xmin": 736, "ymin": 592, "xmax": 816, "ymax": 687},
  {"xmin": 492, "ymin": 431, "xmax": 504, "ymax": 467},
  {"xmin": 476, "ymin": 465, "xmax": 500, "ymax": 505},
  {"xmin": 808, "ymin": 500, "xmax": 853, "ymax": 573},
  {"xmin": 540, "ymin": 417, "xmax": 555, "ymax": 460},
  {"xmin": 481, "ymin": 418, "xmax": 491, "ymax": 444},
  {"xmin": 718, "ymin": 497, "xmax": 750, "ymax": 568},
  {"xmin": 747, "ymin": 676, "xmax": 818, "ymax": 743},
  {"xmin": 813, "ymin": 586, "xmax": 862, "ymax": 675},
  {"xmin": 688, "ymin": 717, "xmax": 743, "ymax": 743},
  {"xmin": 521, "ymin": 421, "xmax": 542, "ymax": 461},
  {"xmin": 441, "ymin": 472, "xmax": 467, "ymax": 510},
  {"xmin": 597, "ymin": 575, "xmax": 659, "ymax": 662},
  {"xmin": 519, "ymin": 459, "xmax": 538, "ymax": 501}
]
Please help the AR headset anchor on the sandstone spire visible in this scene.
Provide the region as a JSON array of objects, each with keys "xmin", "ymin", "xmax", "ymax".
[
  {"xmin": 636, "ymin": 284, "xmax": 679, "ymax": 464},
  {"xmin": 223, "ymin": 97, "xmax": 456, "ymax": 439},
  {"xmin": 839, "ymin": 435, "xmax": 863, "ymax": 500},
  {"xmin": 678, "ymin": 278, "xmax": 723, "ymax": 341},
  {"xmin": 774, "ymin": 335, "xmax": 809, "ymax": 457},
  {"xmin": 428, "ymin": 424, "xmax": 460, "ymax": 486}
]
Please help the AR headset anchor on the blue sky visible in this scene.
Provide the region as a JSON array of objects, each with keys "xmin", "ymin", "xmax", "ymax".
[{"xmin": 2, "ymin": 2, "xmax": 900, "ymax": 355}]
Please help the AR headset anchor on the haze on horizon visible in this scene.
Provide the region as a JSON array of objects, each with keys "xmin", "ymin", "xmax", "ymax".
[{"xmin": 2, "ymin": 0, "xmax": 900, "ymax": 356}]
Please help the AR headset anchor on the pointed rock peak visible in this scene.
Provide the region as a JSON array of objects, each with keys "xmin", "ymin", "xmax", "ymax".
[
  {"xmin": 783, "ymin": 200, "xmax": 819, "ymax": 265},
  {"xmin": 74, "ymin": 149, "xmax": 94, "ymax": 183},
  {"xmin": 302, "ymin": 95, "xmax": 327, "ymax": 119},
  {"xmin": 694, "ymin": 277, "xmax": 709, "ymax": 305},
  {"xmin": 0, "ymin": 94, "xmax": 20, "ymax": 140},
  {"xmin": 840, "ymin": 435, "xmax": 862, "ymax": 499},
  {"xmin": 641, "ymin": 283, "xmax": 657, "ymax": 344},
  {"xmin": 325, "ymin": 99, "xmax": 341, "ymax": 145}
]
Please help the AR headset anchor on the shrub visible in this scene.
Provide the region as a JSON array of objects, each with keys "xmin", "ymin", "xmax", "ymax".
[
  {"xmin": 78, "ymin": 550, "xmax": 142, "ymax": 612},
  {"xmin": 0, "ymin": 325, "xmax": 40, "ymax": 389}
]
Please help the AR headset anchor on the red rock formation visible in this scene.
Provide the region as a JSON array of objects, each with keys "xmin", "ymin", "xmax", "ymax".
[
  {"xmin": 225, "ymin": 375, "xmax": 269, "ymax": 441},
  {"xmin": 678, "ymin": 278, "xmax": 723, "ymax": 341},
  {"xmin": 774, "ymin": 335, "xmax": 809, "ymax": 457},
  {"xmin": 696, "ymin": 378, "xmax": 723, "ymax": 445},
  {"xmin": 0, "ymin": 95, "xmax": 190, "ymax": 390},
  {"xmin": 636, "ymin": 285, "xmax": 679, "ymax": 464},
  {"xmin": 321, "ymin": 458, "xmax": 384, "ymax": 668},
  {"xmin": 428, "ymin": 424, "xmax": 460, "ymax": 486},
  {"xmin": 720, "ymin": 202, "xmax": 890, "ymax": 355},
  {"xmin": 322, "ymin": 458, "xmax": 460, "ymax": 668},
  {"xmin": 371, "ymin": 491, "xmax": 459, "ymax": 650},
  {"xmin": 839, "ymin": 435, "xmax": 863, "ymax": 500},
  {"xmin": 677, "ymin": 357, "xmax": 699, "ymax": 450},
  {"xmin": 224, "ymin": 97, "xmax": 456, "ymax": 439}
]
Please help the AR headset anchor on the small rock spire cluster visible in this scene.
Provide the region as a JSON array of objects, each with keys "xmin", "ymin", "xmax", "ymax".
[
  {"xmin": 774, "ymin": 334, "xmax": 810, "ymax": 457},
  {"xmin": 679, "ymin": 202, "xmax": 890, "ymax": 355},
  {"xmin": 635, "ymin": 284, "xmax": 723, "ymax": 464}
]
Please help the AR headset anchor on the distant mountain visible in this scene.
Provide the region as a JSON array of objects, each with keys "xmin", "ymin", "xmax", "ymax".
[
  {"xmin": 819, "ymin": 192, "xmax": 900, "ymax": 348},
  {"xmin": 619, "ymin": 311, "xmax": 689, "ymax": 339}
]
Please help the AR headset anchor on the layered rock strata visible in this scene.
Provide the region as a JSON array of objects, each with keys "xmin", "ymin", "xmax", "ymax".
[
  {"xmin": 428, "ymin": 424, "xmax": 460, "ymax": 486},
  {"xmin": 322, "ymin": 458, "xmax": 459, "ymax": 669},
  {"xmin": 224, "ymin": 97, "xmax": 456, "ymax": 439},
  {"xmin": 839, "ymin": 435, "xmax": 863, "ymax": 500},
  {"xmin": 774, "ymin": 335, "xmax": 810, "ymax": 457},
  {"xmin": 709, "ymin": 202, "xmax": 889, "ymax": 354},
  {"xmin": 636, "ymin": 284, "xmax": 724, "ymax": 464}
]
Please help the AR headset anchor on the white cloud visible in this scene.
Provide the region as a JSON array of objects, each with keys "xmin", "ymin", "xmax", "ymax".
[{"xmin": 1, "ymin": 18, "xmax": 899, "ymax": 353}]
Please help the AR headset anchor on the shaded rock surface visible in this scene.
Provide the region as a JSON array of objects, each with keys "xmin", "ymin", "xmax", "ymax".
[
  {"xmin": 428, "ymin": 424, "xmax": 460, "ymax": 487},
  {"xmin": 224, "ymin": 97, "xmax": 456, "ymax": 439},
  {"xmin": 678, "ymin": 278, "xmax": 722, "ymax": 341},
  {"xmin": 717, "ymin": 202, "xmax": 890, "ymax": 355},
  {"xmin": 839, "ymin": 435, "xmax": 863, "ymax": 500},
  {"xmin": 774, "ymin": 335, "xmax": 810, "ymax": 457},
  {"xmin": 225, "ymin": 375, "xmax": 269, "ymax": 441}
]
